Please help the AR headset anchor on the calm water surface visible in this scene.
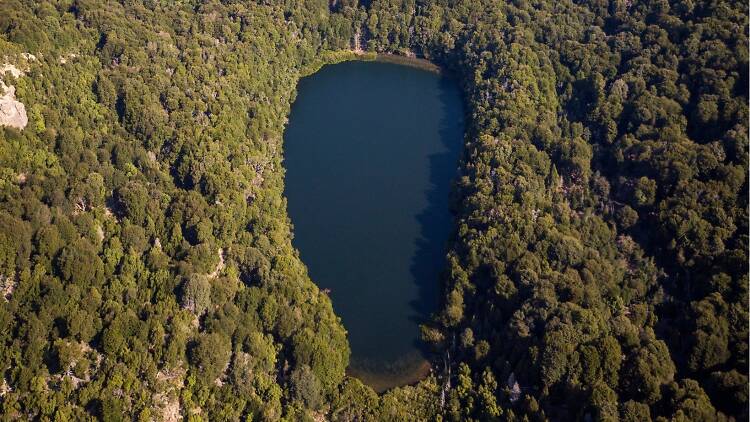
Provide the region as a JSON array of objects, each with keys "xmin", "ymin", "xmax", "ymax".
[{"xmin": 283, "ymin": 60, "xmax": 464, "ymax": 390}]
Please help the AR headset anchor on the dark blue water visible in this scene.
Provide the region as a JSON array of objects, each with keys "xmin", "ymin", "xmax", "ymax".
[{"xmin": 283, "ymin": 60, "xmax": 464, "ymax": 389}]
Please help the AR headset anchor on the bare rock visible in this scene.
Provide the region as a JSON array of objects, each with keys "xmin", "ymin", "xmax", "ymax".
[
  {"xmin": 0, "ymin": 64, "xmax": 22, "ymax": 78},
  {"xmin": 0, "ymin": 68, "xmax": 28, "ymax": 130},
  {"xmin": 1, "ymin": 273, "xmax": 16, "ymax": 301}
]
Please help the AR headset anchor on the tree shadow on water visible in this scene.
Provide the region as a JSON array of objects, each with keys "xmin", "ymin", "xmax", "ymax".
[{"xmin": 408, "ymin": 75, "xmax": 465, "ymax": 355}]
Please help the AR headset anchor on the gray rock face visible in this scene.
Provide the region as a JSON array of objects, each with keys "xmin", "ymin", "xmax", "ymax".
[
  {"xmin": 0, "ymin": 83, "xmax": 28, "ymax": 130},
  {"xmin": 0, "ymin": 62, "xmax": 28, "ymax": 130}
]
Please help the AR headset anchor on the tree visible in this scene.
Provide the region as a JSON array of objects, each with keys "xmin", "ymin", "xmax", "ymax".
[
  {"xmin": 621, "ymin": 333, "xmax": 675, "ymax": 404},
  {"xmin": 619, "ymin": 400, "xmax": 651, "ymax": 422},
  {"xmin": 181, "ymin": 274, "xmax": 211, "ymax": 316},
  {"xmin": 55, "ymin": 239, "xmax": 104, "ymax": 286},
  {"xmin": 289, "ymin": 364, "xmax": 323, "ymax": 410},
  {"xmin": 191, "ymin": 332, "xmax": 231, "ymax": 383},
  {"xmin": 330, "ymin": 378, "xmax": 380, "ymax": 421},
  {"xmin": 688, "ymin": 293, "xmax": 730, "ymax": 372}
]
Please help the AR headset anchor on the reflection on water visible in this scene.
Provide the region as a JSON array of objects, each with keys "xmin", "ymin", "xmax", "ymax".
[{"xmin": 284, "ymin": 60, "xmax": 464, "ymax": 390}]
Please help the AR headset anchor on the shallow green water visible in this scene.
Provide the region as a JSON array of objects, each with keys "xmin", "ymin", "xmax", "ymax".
[{"xmin": 283, "ymin": 60, "xmax": 464, "ymax": 389}]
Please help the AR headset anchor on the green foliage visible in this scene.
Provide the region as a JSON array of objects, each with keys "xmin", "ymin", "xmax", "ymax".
[
  {"xmin": 289, "ymin": 364, "xmax": 324, "ymax": 410},
  {"xmin": 0, "ymin": 0, "xmax": 745, "ymax": 420},
  {"xmin": 0, "ymin": 0, "xmax": 354, "ymax": 418},
  {"xmin": 190, "ymin": 332, "xmax": 232, "ymax": 383},
  {"xmin": 181, "ymin": 274, "xmax": 211, "ymax": 316}
]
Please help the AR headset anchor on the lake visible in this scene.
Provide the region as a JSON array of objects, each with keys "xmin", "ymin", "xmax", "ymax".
[{"xmin": 283, "ymin": 60, "xmax": 464, "ymax": 391}]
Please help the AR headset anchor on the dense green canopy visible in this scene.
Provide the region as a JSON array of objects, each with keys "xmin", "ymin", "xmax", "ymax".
[{"xmin": 0, "ymin": 0, "xmax": 746, "ymax": 420}]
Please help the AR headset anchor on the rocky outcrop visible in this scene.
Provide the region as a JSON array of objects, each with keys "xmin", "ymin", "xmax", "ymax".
[
  {"xmin": 0, "ymin": 85, "xmax": 28, "ymax": 130},
  {"xmin": 0, "ymin": 64, "xmax": 22, "ymax": 78},
  {"xmin": 0, "ymin": 63, "xmax": 28, "ymax": 130}
]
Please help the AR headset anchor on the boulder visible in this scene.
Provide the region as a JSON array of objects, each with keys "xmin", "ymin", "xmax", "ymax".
[{"xmin": 0, "ymin": 82, "xmax": 27, "ymax": 130}]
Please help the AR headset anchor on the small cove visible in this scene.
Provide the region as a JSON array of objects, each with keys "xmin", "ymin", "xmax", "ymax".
[{"xmin": 283, "ymin": 60, "xmax": 464, "ymax": 391}]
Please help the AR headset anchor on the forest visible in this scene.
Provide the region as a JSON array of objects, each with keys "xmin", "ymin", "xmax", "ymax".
[{"xmin": 0, "ymin": 0, "xmax": 746, "ymax": 420}]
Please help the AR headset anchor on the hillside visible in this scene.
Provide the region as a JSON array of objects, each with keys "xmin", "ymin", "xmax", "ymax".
[{"xmin": 0, "ymin": 0, "xmax": 746, "ymax": 420}]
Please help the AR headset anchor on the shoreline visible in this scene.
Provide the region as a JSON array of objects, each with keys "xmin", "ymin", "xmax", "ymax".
[
  {"xmin": 347, "ymin": 358, "xmax": 432, "ymax": 393},
  {"xmin": 300, "ymin": 50, "xmax": 442, "ymax": 77},
  {"xmin": 299, "ymin": 50, "xmax": 376, "ymax": 77},
  {"xmin": 374, "ymin": 53, "xmax": 441, "ymax": 73}
]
